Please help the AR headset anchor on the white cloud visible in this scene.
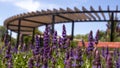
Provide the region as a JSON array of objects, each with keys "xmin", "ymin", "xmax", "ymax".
[
  {"xmin": 118, "ymin": 13, "xmax": 120, "ymax": 17},
  {"xmin": 0, "ymin": 0, "xmax": 16, "ymax": 2},
  {"xmin": 0, "ymin": 0, "xmax": 60, "ymax": 11},
  {"xmin": 15, "ymin": 0, "xmax": 40, "ymax": 11}
]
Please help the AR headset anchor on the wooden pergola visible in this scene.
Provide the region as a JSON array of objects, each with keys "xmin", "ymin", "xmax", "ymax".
[{"xmin": 4, "ymin": 6, "xmax": 120, "ymax": 49}]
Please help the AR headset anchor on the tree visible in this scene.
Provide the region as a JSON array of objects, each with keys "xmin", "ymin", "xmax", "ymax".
[
  {"xmin": 0, "ymin": 26, "xmax": 6, "ymax": 38},
  {"xmin": 23, "ymin": 28, "xmax": 42, "ymax": 45},
  {"xmin": 106, "ymin": 18, "xmax": 120, "ymax": 42}
]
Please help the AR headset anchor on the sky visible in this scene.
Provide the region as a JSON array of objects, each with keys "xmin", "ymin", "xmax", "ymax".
[{"xmin": 0, "ymin": 0, "xmax": 120, "ymax": 38}]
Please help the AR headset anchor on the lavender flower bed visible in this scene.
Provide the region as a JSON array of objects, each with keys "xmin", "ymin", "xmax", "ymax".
[{"xmin": 0, "ymin": 24, "xmax": 120, "ymax": 68}]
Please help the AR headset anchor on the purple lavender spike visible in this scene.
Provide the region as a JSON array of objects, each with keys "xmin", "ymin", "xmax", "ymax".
[
  {"xmin": 7, "ymin": 58, "xmax": 13, "ymax": 68},
  {"xmin": 86, "ymin": 31, "xmax": 94, "ymax": 58},
  {"xmin": 87, "ymin": 31, "xmax": 94, "ymax": 51},
  {"xmin": 101, "ymin": 47, "xmax": 105, "ymax": 58},
  {"xmin": 52, "ymin": 31, "xmax": 57, "ymax": 49},
  {"xmin": 95, "ymin": 30, "xmax": 99, "ymax": 45},
  {"xmin": 105, "ymin": 46, "xmax": 109, "ymax": 60},
  {"xmin": 43, "ymin": 28, "xmax": 49, "ymax": 47},
  {"xmin": 51, "ymin": 58, "xmax": 56, "ymax": 68},
  {"xmin": 35, "ymin": 55, "xmax": 41, "ymax": 68},
  {"xmin": 5, "ymin": 43, "xmax": 13, "ymax": 68},
  {"xmin": 88, "ymin": 30, "xmax": 94, "ymax": 42},
  {"xmin": 33, "ymin": 35, "xmax": 40, "ymax": 55},
  {"xmin": 28, "ymin": 57, "xmax": 34, "ymax": 68},
  {"xmin": 106, "ymin": 53, "xmax": 113, "ymax": 68},
  {"xmin": 5, "ymin": 43, "xmax": 12, "ymax": 59},
  {"xmin": 62, "ymin": 24, "xmax": 67, "ymax": 44},
  {"xmin": 58, "ymin": 37, "xmax": 63, "ymax": 48},
  {"xmin": 116, "ymin": 55, "xmax": 120, "ymax": 68},
  {"xmin": 92, "ymin": 50, "xmax": 101, "ymax": 68},
  {"xmin": 64, "ymin": 58, "xmax": 72, "ymax": 68},
  {"xmin": 42, "ymin": 58, "xmax": 48, "ymax": 68}
]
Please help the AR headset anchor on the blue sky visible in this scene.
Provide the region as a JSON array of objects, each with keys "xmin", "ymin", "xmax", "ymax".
[{"xmin": 0, "ymin": 0, "xmax": 120, "ymax": 38}]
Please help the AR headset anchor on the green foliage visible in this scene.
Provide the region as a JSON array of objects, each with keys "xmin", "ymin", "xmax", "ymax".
[
  {"xmin": 0, "ymin": 26, "xmax": 6, "ymax": 38},
  {"xmin": 35, "ymin": 28, "xmax": 42, "ymax": 35},
  {"xmin": 13, "ymin": 52, "xmax": 32, "ymax": 68},
  {"xmin": 23, "ymin": 28, "xmax": 42, "ymax": 45},
  {"xmin": 24, "ymin": 35, "xmax": 32, "ymax": 45},
  {"xmin": 74, "ymin": 34, "xmax": 88, "ymax": 41}
]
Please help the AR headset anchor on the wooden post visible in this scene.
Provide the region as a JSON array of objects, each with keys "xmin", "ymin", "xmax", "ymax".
[
  {"xmin": 110, "ymin": 12, "xmax": 114, "ymax": 42},
  {"xmin": 32, "ymin": 28, "xmax": 35, "ymax": 45},
  {"xmin": 10, "ymin": 30, "xmax": 12, "ymax": 42},
  {"xmin": 71, "ymin": 21, "xmax": 75, "ymax": 40},
  {"xmin": 52, "ymin": 15, "xmax": 55, "ymax": 34},
  {"xmin": 16, "ymin": 19, "xmax": 21, "ymax": 49}
]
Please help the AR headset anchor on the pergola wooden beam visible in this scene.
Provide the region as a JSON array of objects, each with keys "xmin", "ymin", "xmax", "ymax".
[
  {"xmin": 8, "ymin": 24, "xmax": 35, "ymax": 28},
  {"xmin": 22, "ymin": 18, "xmax": 48, "ymax": 25}
]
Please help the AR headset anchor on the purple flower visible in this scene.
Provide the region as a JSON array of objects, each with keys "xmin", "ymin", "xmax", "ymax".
[
  {"xmin": 101, "ymin": 47, "xmax": 105, "ymax": 58},
  {"xmin": 51, "ymin": 58, "xmax": 56, "ymax": 68},
  {"xmin": 92, "ymin": 50, "xmax": 101, "ymax": 68},
  {"xmin": 87, "ymin": 42, "xmax": 94, "ymax": 52},
  {"xmin": 52, "ymin": 31, "xmax": 57, "ymax": 49},
  {"xmin": 114, "ymin": 48, "xmax": 119, "ymax": 58},
  {"xmin": 86, "ymin": 31, "xmax": 94, "ymax": 58},
  {"xmin": 106, "ymin": 54, "xmax": 113, "ymax": 68},
  {"xmin": 43, "ymin": 28, "xmax": 51, "ymax": 58},
  {"xmin": 116, "ymin": 55, "xmax": 120, "ymax": 68},
  {"xmin": 87, "ymin": 31, "xmax": 94, "ymax": 52},
  {"xmin": 28, "ymin": 58, "xmax": 34, "ymax": 68},
  {"xmin": 88, "ymin": 31, "xmax": 94, "ymax": 42},
  {"xmin": 33, "ymin": 35, "xmax": 40, "ymax": 55},
  {"xmin": 72, "ymin": 61, "xmax": 78, "ymax": 67},
  {"xmin": 95, "ymin": 30, "xmax": 99, "ymax": 45},
  {"xmin": 42, "ymin": 58, "xmax": 48, "ymax": 68},
  {"xmin": 105, "ymin": 46, "xmax": 109, "ymax": 60},
  {"xmin": 7, "ymin": 58, "xmax": 13, "ymax": 68},
  {"xmin": 5, "ymin": 43, "xmax": 13, "ymax": 68},
  {"xmin": 64, "ymin": 59, "xmax": 72, "ymax": 68},
  {"xmin": 5, "ymin": 44, "xmax": 12, "ymax": 59},
  {"xmin": 35, "ymin": 55, "xmax": 41, "ymax": 68},
  {"xmin": 69, "ymin": 48, "xmax": 73, "ymax": 57},
  {"xmin": 43, "ymin": 27, "xmax": 49, "ymax": 47},
  {"xmin": 58, "ymin": 37, "xmax": 63, "ymax": 48},
  {"xmin": 62, "ymin": 24, "xmax": 67, "ymax": 44},
  {"xmin": 73, "ymin": 49, "xmax": 79, "ymax": 60}
]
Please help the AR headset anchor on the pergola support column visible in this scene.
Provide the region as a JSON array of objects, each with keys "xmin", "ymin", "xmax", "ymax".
[
  {"xmin": 32, "ymin": 28, "xmax": 35, "ymax": 45},
  {"xmin": 71, "ymin": 21, "xmax": 75, "ymax": 40},
  {"xmin": 16, "ymin": 19, "xmax": 21, "ymax": 49},
  {"xmin": 52, "ymin": 15, "xmax": 55, "ymax": 34},
  {"xmin": 45, "ymin": 24, "xmax": 48, "ymax": 28},
  {"xmin": 110, "ymin": 12, "xmax": 114, "ymax": 42},
  {"xmin": 10, "ymin": 30, "xmax": 12, "ymax": 42}
]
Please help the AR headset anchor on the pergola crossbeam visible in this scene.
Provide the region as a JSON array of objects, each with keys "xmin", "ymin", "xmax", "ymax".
[
  {"xmin": 90, "ymin": 6, "xmax": 101, "ymax": 20},
  {"xmin": 99, "ymin": 6, "xmax": 106, "ymax": 20},
  {"xmin": 56, "ymin": 14, "xmax": 74, "ymax": 21},
  {"xmin": 22, "ymin": 18, "xmax": 48, "ymax": 25},
  {"xmin": 8, "ymin": 24, "xmax": 35, "ymax": 28},
  {"xmin": 12, "ymin": 30, "xmax": 33, "ymax": 32}
]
